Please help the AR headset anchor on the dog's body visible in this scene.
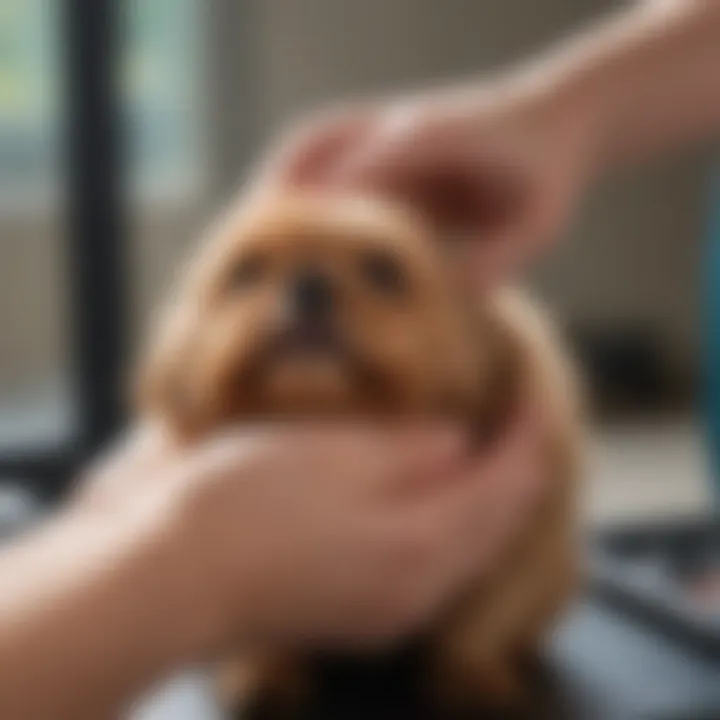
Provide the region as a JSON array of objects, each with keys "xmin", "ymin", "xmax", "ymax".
[{"xmin": 139, "ymin": 193, "xmax": 582, "ymax": 718}]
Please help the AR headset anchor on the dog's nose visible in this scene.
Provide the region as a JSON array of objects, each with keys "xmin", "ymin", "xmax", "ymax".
[{"xmin": 289, "ymin": 272, "xmax": 335, "ymax": 321}]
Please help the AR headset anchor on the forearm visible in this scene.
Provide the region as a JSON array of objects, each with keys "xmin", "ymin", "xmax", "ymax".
[
  {"xmin": 0, "ymin": 505, "xmax": 209, "ymax": 719},
  {"xmin": 526, "ymin": 0, "xmax": 720, "ymax": 176}
]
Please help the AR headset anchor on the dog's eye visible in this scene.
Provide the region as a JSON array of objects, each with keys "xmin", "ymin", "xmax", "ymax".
[
  {"xmin": 361, "ymin": 252, "xmax": 406, "ymax": 295},
  {"xmin": 226, "ymin": 254, "xmax": 266, "ymax": 291}
]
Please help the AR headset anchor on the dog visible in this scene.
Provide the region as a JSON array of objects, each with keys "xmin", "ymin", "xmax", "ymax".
[{"xmin": 138, "ymin": 192, "xmax": 583, "ymax": 719}]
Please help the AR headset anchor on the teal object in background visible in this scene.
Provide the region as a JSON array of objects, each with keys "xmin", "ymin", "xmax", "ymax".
[{"xmin": 706, "ymin": 173, "xmax": 720, "ymax": 493}]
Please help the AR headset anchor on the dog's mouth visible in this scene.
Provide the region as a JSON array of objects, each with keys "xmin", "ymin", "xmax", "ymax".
[
  {"xmin": 268, "ymin": 320, "xmax": 347, "ymax": 360},
  {"xmin": 229, "ymin": 321, "xmax": 400, "ymax": 415},
  {"xmin": 234, "ymin": 321, "xmax": 356, "ymax": 403}
]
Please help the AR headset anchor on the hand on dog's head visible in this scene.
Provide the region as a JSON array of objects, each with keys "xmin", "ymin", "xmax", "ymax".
[{"xmin": 139, "ymin": 192, "xmax": 495, "ymax": 437}]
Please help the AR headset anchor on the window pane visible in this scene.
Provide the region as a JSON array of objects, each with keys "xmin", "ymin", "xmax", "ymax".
[
  {"xmin": 0, "ymin": 0, "xmax": 207, "ymax": 456},
  {"xmin": 126, "ymin": 0, "xmax": 210, "ymax": 371},
  {"xmin": 0, "ymin": 0, "xmax": 69, "ymax": 454},
  {"xmin": 124, "ymin": 0, "xmax": 206, "ymax": 196},
  {"xmin": 0, "ymin": 0, "xmax": 59, "ymax": 199}
]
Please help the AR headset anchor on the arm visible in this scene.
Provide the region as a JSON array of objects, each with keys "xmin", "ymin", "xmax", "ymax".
[
  {"xmin": 0, "ymin": 504, "xmax": 203, "ymax": 720},
  {"xmin": 275, "ymin": 1, "xmax": 720, "ymax": 283},
  {"xmin": 532, "ymin": 0, "xmax": 720, "ymax": 175},
  {"xmin": 0, "ymin": 421, "xmax": 541, "ymax": 719}
]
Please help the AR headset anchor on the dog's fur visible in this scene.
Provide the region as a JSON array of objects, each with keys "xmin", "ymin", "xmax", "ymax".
[{"xmin": 139, "ymin": 192, "xmax": 582, "ymax": 718}]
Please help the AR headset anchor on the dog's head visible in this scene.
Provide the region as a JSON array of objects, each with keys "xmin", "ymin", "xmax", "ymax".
[{"xmin": 139, "ymin": 194, "xmax": 492, "ymax": 436}]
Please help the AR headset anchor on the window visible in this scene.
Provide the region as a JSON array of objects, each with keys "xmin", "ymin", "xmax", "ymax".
[
  {"xmin": 124, "ymin": 0, "xmax": 206, "ymax": 196},
  {"xmin": 0, "ymin": 0, "xmax": 208, "ymax": 483},
  {"xmin": 0, "ymin": 0, "xmax": 59, "ymax": 200},
  {"xmin": 0, "ymin": 0, "xmax": 206, "ymax": 202}
]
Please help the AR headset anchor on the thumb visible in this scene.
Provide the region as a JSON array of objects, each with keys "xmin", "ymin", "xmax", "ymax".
[
  {"xmin": 326, "ymin": 103, "xmax": 436, "ymax": 191},
  {"xmin": 275, "ymin": 110, "xmax": 373, "ymax": 187}
]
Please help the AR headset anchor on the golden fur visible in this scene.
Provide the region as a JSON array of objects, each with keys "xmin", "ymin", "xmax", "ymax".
[{"xmin": 138, "ymin": 192, "xmax": 583, "ymax": 714}]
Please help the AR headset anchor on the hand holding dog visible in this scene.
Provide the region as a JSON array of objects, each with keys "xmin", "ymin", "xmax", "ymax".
[
  {"xmin": 0, "ymin": 419, "xmax": 541, "ymax": 719},
  {"xmin": 85, "ymin": 417, "xmax": 543, "ymax": 652}
]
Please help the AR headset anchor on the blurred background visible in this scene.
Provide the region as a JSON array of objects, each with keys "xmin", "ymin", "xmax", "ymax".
[
  {"xmin": 1, "ymin": 1, "xmax": 719, "ymax": 718},
  {"xmin": 0, "ymin": 0, "xmax": 712, "ymax": 519}
]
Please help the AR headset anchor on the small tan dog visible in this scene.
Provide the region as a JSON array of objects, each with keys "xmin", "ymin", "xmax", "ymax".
[{"xmin": 139, "ymin": 192, "xmax": 582, "ymax": 718}]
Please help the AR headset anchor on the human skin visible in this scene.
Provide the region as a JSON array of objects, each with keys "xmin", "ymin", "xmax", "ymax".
[
  {"xmin": 0, "ymin": 418, "xmax": 541, "ymax": 720},
  {"xmin": 270, "ymin": 0, "xmax": 720, "ymax": 285},
  {"xmin": 3, "ymin": 0, "xmax": 718, "ymax": 716}
]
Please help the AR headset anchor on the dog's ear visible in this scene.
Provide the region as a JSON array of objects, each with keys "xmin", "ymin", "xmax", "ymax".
[{"xmin": 135, "ymin": 301, "xmax": 205, "ymax": 439}]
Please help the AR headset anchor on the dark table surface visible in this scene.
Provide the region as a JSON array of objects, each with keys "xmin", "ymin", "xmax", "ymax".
[
  {"xmin": 133, "ymin": 597, "xmax": 720, "ymax": 720},
  {"xmin": 551, "ymin": 599, "xmax": 720, "ymax": 719}
]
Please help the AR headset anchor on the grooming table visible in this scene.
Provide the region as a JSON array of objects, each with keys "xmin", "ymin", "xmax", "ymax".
[
  {"xmin": 136, "ymin": 518, "xmax": 720, "ymax": 719},
  {"xmin": 133, "ymin": 593, "xmax": 720, "ymax": 720}
]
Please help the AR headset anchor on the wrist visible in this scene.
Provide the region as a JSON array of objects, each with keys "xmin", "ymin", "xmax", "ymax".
[
  {"xmin": 501, "ymin": 28, "xmax": 621, "ymax": 188},
  {"xmin": 542, "ymin": 51, "xmax": 614, "ymax": 186},
  {"xmin": 66, "ymin": 497, "xmax": 224, "ymax": 668},
  {"xmin": 155, "ymin": 489, "xmax": 262, "ymax": 657},
  {"xmin": 0, "ymin": 502, "xmax": 222, "ymax": 717},
  {"xmin": 527, "ymin": 0, "xmax": 720, "ymax": 179},
  {"xmin": 490, "ymin": 56, "xmax": 608, "ymax": 189},
  {"xmin": 120, "ymin": 500, "xmax": 233, "ymax": 662}
]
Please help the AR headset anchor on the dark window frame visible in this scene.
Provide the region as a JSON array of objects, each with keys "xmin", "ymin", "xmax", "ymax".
[
  {"xmin": 0, "ymin": 0, "xmax": 126, "ymax": 501},
  {"xmin": 0, "ymin": 0, "xmax": 259, "ymax": 502}
]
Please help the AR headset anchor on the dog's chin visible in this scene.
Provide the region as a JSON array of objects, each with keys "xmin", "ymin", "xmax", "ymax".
[
  {"xmin": 225, "ymin": 345, "xmax": 406, "ymax": 419},
  {"xmin": 261, "ymin": 355, "xmax": 355, "ymax": 412}
]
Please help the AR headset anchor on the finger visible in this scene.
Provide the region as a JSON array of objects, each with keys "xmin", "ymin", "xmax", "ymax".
[
  {"xmin": 325, "ymin": 100, "xmax": 439, "ymax": 191},
  {"xmin": 289, "ymin": 116, "xmax": 372, "ymax": 186},
  {"xmin": 389, "ymin": 444, "xmax": 542, "ymax": 622},
  {"xmin": 332, "ymin": 130, "xmax": 530, "ymax": 248},
  {"xmin": 269, "ymin": 109, "xmax": 374, "ymax": 188},
  {"xmin": 416, "ymin": 403, "xmax": 543, "ymax": 578},
  {"xmin": 200, "ymin": 423, "xmax": 466, "ymax": 499},
  {"xmin": 425, "ymin": 489, "xmax": 533, "ymax": 615},
  {"xmin": 331, "ymin": 134, "xmax": 428, "ymax": 195},
  {"xmin": 379, "ymin": 424, "xmax": 469, "ymax": 493},
  {"xmin": 432, "ymin": 468, "xmax": 542, "ymax": 608},
  {"xmin": 314, "ymin": 422, "xmax": 467, "ymax": 495},
  {"xmin": 185, "ymin": 425, "xmax": 277, "ymax": 474},
  {"xmin": 390, "ymin": 395, "xmax": 540, "ymax": 511},
  {"xmin": 448, "ymin": 421, "xmax": 544, "ymax": 575}
]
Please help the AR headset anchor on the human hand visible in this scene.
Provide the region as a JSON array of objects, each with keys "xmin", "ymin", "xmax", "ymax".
[
  {"xmin": 265, "ymin": 74, "xmax": 600, "ymax": 287},
  {"xmin": 81, "ymin": 416, "xmax": 543, "ymax": 656}
]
